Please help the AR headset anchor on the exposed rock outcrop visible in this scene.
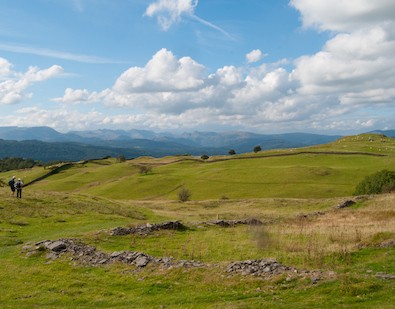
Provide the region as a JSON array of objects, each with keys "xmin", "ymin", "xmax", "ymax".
[{"xmin": 110, "ymin": 221, "xmax": 187, "ymax": 236}]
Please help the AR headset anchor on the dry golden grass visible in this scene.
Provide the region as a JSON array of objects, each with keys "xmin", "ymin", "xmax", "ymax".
[
  {"xmin": 127, "ymin": 197, "xmax": 341, "ymax": 223},
  {"xmin": 252, "ymin": 193, "xmax": 395, "ymax": 268}
]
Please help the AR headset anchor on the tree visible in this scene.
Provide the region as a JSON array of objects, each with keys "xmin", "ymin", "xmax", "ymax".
[
  {"xmin": 178, "ymin": 187, "xmax": 192, "ymax": 202},
  {"xmin": 354, "ymin": 170, "xmax": 395, "ymax": 195},
  {"xmin": 253, "ymin": 145, "xmax": 262, "ymax": 153},
  {"xmin": 201, "ymin": 154, "xmax": 209, "ymax": 160},
  {"xmin": 228, "ymin": 149, "xmax": 236, "ymax": 155},
  {"xmin": 117, "ymin": 155, "xmax": 126, "ymax": 163},
  {"xmin": 139, "ymin": 165, "xmax": 152, "ymax": 175}
]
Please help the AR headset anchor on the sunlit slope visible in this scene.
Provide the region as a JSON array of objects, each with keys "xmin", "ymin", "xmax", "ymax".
[
  {"xmin": 20, "ymin": 134, "xmax": 394, "ymax": 200},
  {"xmin": 304, "ymin": 133, "xmax": 395, "ymax": 154},
  {"xmin": 1, "ymin": 166, "xmax": 49, "ymax": 185}
]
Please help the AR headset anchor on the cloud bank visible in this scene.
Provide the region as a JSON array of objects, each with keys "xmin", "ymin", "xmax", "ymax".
[{"xmin": 1, "ymin": 1, "xmax": 395, "ymax": 134}]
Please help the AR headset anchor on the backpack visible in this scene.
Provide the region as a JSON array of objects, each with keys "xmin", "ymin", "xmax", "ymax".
[
  {"xmin": 8, "ymin": 179, "xmax": 14, "ymax": 187},
  {"xmin": 15, "ymin": 181, "xmax": 22, "ymax": 189}
]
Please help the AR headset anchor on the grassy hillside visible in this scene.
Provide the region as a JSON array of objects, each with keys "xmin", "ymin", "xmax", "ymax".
[
  {"xmin": 16, "ymin": 134, "xmax": 395, "ymax": 200},
  {"xmin": 0, "ymin": 134, "xmax": 394, "ymax": 308}
]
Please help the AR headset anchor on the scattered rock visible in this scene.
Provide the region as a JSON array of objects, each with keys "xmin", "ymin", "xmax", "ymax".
[
  {"xmin": 29, "ymin": 238, "xmax": 329, "ymax": 282},
  {"xmin": 31, "ymin": 238, "xmax": 205, "ymax": 270},
  {"xmin": 134, "ymin": 254, "xmax": 150, "ymax": 267},
  {"xmin": 204, "ymin": 218, "xmax": 263, "ymax": 227},
  {"xmin": 45, "ymin": 240, "xmax": 67, "ymax": 252},
  {"xmin": 335, "ymin": 200, "xmax": 355, "ymax": 209},
  {"xmin": 110, "ymin": 221, "xmax": 187, "ymax": 236},
  {"xmin": 227, "ymin": 258, "xmax": 294, "ymax": 277},
  {"xmin": 379, "ymin": 239, "xmax": 395, "ymax": 248},
  {"xmin": 111, "ymin": 219, "xmax": 263, "ymax": 236},
  {"xmin": 375, "ymin": 272, "xmax": 395, "ymax": 280}
]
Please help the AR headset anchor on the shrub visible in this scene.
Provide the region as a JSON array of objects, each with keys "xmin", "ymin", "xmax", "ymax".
[
  {"xmin": 201, "ymin": 154, "xmax": 209, "ymax": 160},
  {"xmin": 228, "ymin": 149, "xmax": 236, "ymax": 155},
  {"xmin": 117, "ymin": 155, "xmax": 126, "ymax": 163},
  {"xmin": 253, "ymin": 145, "xmax": 262, "ymax": 153},
  {"xmin": 139, "ymin": 165, "xmax": 152, "ymax": 175},
  {"xmin": 178, "ymin": 187, "xmax": 192, "ymax": 202},
  {"xmin": 354, "ymin": 169, "xmax": 395, "ymax": 195}
]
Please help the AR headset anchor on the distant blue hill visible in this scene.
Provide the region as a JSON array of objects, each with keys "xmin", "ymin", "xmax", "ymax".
[
  {"xmin": 6, "ymin": 126, "xmax": 393, "ymax": 162},
  {"xmin": 368, "ymin": 130, "xmax": 395, "ymax": 137}
]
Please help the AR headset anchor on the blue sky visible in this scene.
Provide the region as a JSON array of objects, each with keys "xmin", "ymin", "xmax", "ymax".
[{"xmin": 0, "ymin": 0, "xmax": 394, "ymax": 134}]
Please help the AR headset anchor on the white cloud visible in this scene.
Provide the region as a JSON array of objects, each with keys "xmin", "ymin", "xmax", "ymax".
[
  {"xmin": 48, "ymin": 1, "xmax": 395, "ymax": 134},
  {"xmin": 145, "ymin": 0, "xmax": 198, "ymax": 30},
  {"xmin": 290, "ymin": 0, "xmax": 395, "ymax": 32},
  {"xmin": 114, "ymin": 48, "xmax": 205, "ymax": 93},
  {"xmin": 292, "ymin": 24, "xmax": 395, "ymax": 105},
  {"xmin": 246, "ymin": 49, "xmax": 266, "ymax": 64},
  {"xmin": 0, "ymin": 57, "xmax": 13, "ymax": 77},
  {"xmin": 145, "ymin": 0, "xmax": 234, "ymax": 39},
  {"xmin": 0, "ymin": 62, "xmax": 63, "ymax": 105},
  {"xmin": 52, "ymin": 88, "xmax": 110, "ymax": 104}
]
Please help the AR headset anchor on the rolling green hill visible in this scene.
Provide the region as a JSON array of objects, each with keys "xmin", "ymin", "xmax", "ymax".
[
  {"xmin": 12, "ymin": 134, "xmax": 395, "ymax": 200},
  {"xmin": 0, "ymin": 134, "xmax": 394, "ymax": 308}
]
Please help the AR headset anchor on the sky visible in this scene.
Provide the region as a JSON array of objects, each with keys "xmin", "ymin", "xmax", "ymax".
[{"xmin": 0, "ymin": 0, "xmax": 394, "ymax": 135}]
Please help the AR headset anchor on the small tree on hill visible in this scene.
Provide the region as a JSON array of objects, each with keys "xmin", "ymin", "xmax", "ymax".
[
  {"xmin": 178, "ymin": 187, "xmax": 192, "ymax": 202},
  {"xmin": 253, "ymin": 145, "xmax": 262, "ymax": 153},
  {"xmin": 117, "ymin": 155, "xmax": 126, "ymax": 163},
  {"xmin": 139, "ymin": 165, "xmax": 152, "ymax": 175},
  {"xmin": 228, "ymin": 149, "xmax": 236, "ymax": 155},
  {"xmin": 201, "ymin": 154, "xmax": 209, "ymax": 160}
]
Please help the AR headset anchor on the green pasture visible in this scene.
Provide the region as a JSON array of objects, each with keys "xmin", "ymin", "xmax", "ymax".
[
  {"xmin": 0, "ymin": 134, "xmax": 394, "ymax": 308},
  {"xmin": 0, "ymin": 188, "xmax": 394, "ymax": 308},
  {"xmin": 22, "ymin": 151, "xmax": 395, "ymax": 200}
]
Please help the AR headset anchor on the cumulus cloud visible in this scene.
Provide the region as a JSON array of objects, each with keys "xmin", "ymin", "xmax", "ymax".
[
  {"xmin": 52, "ymin": 88, "xmax": 110, "ymax": 104},
  {"xmin": 291, "ymin": 1, "xmax": 395, "ymax": 108},
  {"xmin": 246, "ymin": 49, "xmax": 266, "ymax": 64},
  {"xmin": 290, "ymin": 0, "xmax": 395, "ymax": 32},
  {"xmin": 0, "ymin": 62, "xmax": 63, "ymax": 105},
  {"xmin": 49, "ymin": 1, "xmax": 395, "ymax": 133},
  {"xmin": 114, "ymin": 48, "xmax": 205, "ymax": 93},
  {"xmin": 0, "ymin": 57, "xmax": 12, "ymax": 77},
  {"xmin": 145, "ymin": 0, "xmax": 198, "ymax": 30}
]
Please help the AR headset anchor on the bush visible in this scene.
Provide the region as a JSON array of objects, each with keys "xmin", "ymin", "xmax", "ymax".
[
  {"xmin": 117, "ymin": 155, "xmax": 126, "ymax": 163},
  {"xmin": 178, "ymin": 187, "xmax": 192, "ymax": 202},
  {"xmin": 354, "ymin": 170, "xmax": 395, "ymax": 195},
  {"xmin": 201, "ymin": 154, "xmax": 209, "ymax": 160},
  {"xmin": 253, "ymin": 145, "xmax": 262, "ymax": 153},
  {"xmin": 228, "ymin": 149, "xmax": 236, "ymax": 155},
  {"xmin": 139, "ymin": 165, "xmax": 152, "ymax": 175}
]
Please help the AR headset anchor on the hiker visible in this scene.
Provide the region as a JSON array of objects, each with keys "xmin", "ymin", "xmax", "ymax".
[
  {"xmin": 8, "ymin": 176, "xmax": 16, "ymax": 197},
  {"xmin": 15, "ymin": 178, "xmax": 23, "ymax": 198}
]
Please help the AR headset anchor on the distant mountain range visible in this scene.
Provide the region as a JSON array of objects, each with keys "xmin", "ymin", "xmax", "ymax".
[{"xmin": 0, "ymin": 126, "xmax": 393, "ymax": 162}]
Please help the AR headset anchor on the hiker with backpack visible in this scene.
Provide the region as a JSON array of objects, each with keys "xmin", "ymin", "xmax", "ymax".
[
  {"xmin": 15, "ymin": 178, "xmax": 23, "ymax": 198},
  {"xmin": 8, "ymin": 176, "xmax": 16, "ymax": 197}
]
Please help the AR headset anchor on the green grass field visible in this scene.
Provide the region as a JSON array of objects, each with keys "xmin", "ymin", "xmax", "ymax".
[{"xmin": 0, "ymin": 134, "xmax": 394, "ymax": 308}]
